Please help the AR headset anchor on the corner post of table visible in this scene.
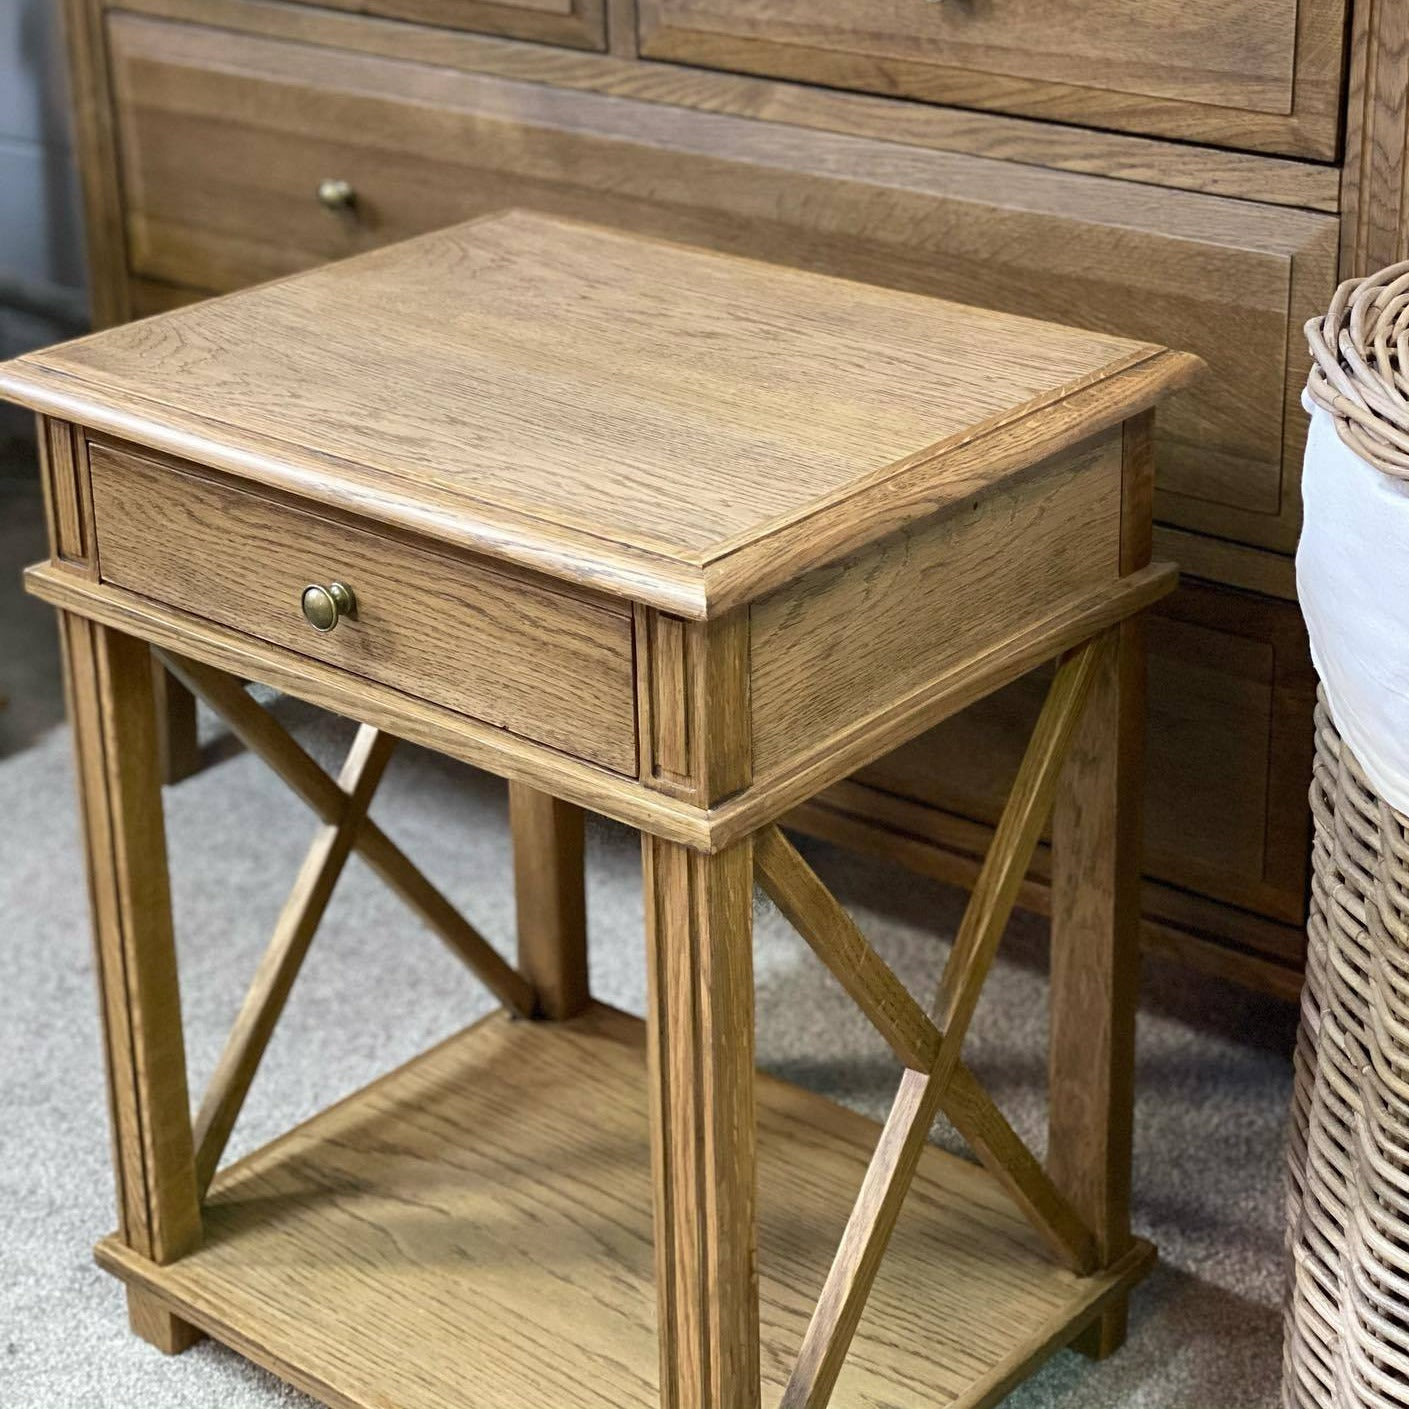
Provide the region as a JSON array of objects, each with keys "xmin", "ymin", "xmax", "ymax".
[
  {"xmin": 643, "ymin": 832, "xmax": 760, "ymax": 1409},
  {"xmin": 59, "ymin": 612, "xmax": 204, "ymax": 1352},
  {"xmin": 637, "ymin": 602, "xmax": 759, "ymax": 1409},
  {"xmin": 508, "ymin": 783, "xmax": 589, "ymax": 1019},
  {"xmin": 1047, "ymin": 410, "xmax": 1154, "ymax": 1359}
]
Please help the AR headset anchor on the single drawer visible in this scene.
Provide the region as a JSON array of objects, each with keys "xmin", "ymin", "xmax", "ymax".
[
  {"xmin": 88, "ymin": 443, "xmax": 639, "ymax": 775},
  {"xmin": 638, "ymin": 0, "xmax": 1345, "ymax": 159},
  {"xmin": 108, "ymin": 16, "xmax": 1338, "ymax": 555}
]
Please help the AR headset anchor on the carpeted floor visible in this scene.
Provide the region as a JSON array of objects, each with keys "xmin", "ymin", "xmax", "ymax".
[{"xmin": 0, "ymin": 444, "xmax": 1299, "ymax": 1407}]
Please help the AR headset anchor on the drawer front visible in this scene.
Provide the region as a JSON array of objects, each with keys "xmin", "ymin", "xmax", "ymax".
[
  {"xmin": 109, "ymin": 17, "xmax": 1338, "ymax": 557},
  {"xmin": 88, "ymin": 443, "xmax": 639, "ymax": 775},
  {"xmin": 294, "ymin": 0, "xmax": 603, "ymax": 51},
  {"xmin": 855, "ymin": 580, "xmax": 1317, "ymax": 930},
  {"xmin": 638, "ymin": 0, "xmax": 1345, "ymax": 158}
]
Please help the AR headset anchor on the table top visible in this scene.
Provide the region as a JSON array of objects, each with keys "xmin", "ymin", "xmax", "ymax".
[{"xmin": 0, "ymin": 211, "xmax": 1198, "ymax": 616}]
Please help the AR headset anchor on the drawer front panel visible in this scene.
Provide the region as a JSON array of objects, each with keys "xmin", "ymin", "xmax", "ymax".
[
  {"xmin": 855, "ymin": 580, "xmax": 1317, "ymax": 929},
  {"xmin": 638, "ymin": 0, "xmax": 1345, "ymax": 158},
  {"xmin": 294, "ymin": 0, "xmax": 603, "ymax": 51},
  {"xmin": 108, "ymin": 16, "xmax": 1338, "ymax": 556},
  {"xmin": 89, "ymin": 443, "xmax": 638, "ymax": 774}
]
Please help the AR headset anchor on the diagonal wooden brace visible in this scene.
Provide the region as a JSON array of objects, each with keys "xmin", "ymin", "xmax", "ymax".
[
  {"xmin": 157, "ymin": 650, "xmax": 536, "ymax": 1022},
  {"xmin": 192, "ymin": 723, "xmax": 395, "ymax": 1197},
  {"xmin": 781, "ymin": 639, "xmax": 1102, "ymax": 1409},
  {"xmin": 756, "ymin": 823, "xmax": 1096, "ymax": 1273}
]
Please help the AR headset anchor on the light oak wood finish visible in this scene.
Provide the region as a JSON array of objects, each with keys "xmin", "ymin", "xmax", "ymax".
[
  {"xmin": 96, "ymin": 1006, "xmax": 1153, "ymax": 1409},
  {"xmin": 3, "ymin": 211, "xmax": 1193, "ymax": 614},
  {"xmin": 638, "ymin": 608, "xmax": 751, "ymax": 805},
  {"xmin": 807, "ymin": 577, "xmax": 1318, "ymax": 980},
  {"xmin": 312, "ymin": 0, "xmax": 606, "ymax": 50},
  {"xmin": 156, "ymin": 650, "xmax": 536, "ymax": 1016},
  {"xmin": 1048, "ymin": 623, "xmax": 1146, "ymax": 1360},
  {"xmin": 59, "ymin": 616, "xmax": 202, "ymax": 1350},
  {"xmin": 755, "ymin": 824, "xmax": 940, "ymax": 1074},
  {"xmin": 1340, "ymin": 0, "xmax": 1409, "ymax": 277},
  {"xmin": 509, "ymin": 784, "xmax": 590, "ymax": 1020},
  {"xmin": 749, "ymin": 431, "xmax": 1120, "ymax": 779},
  {"xmin": 12, "ymin": 214, "xmax": 1181, "ymax": 1406},
  {"xmin": 192, "ymin": 725, "xmax": 396, "ymax": 1196},
  {"xmin": 107, "ymin": 0, "xmax": 1345, "ymax": 211},
  {"xmin": 779, "ymin": 644, "xmax": 1103, "ymax": 1408},
  {"xmin": 56, "ymin": 0, "xmax": 1409, "ymax": 997},
  {"xmin": 59, "ymin": 0, "xmax": 132, "ymax": 328},
  {"xmin": 755, "ymin": 824, "xmax": 1097, "ymax": 1277},
  {"xmin": 644, "ymin": 837, "xmax": 759, "ymax": 1409},
  {"xmin": 96, "ymin": 15, "xmax": 1325, "ymax": 557},
  {"xmin": 639, "ymin": 0, "xmax": 1347, "ymax": 158},
  {"xmin": 26, "ymin": 557, "xmax": 1177, "ymax": 856},
  {"xmin": 89, "ymin": 440, "xmax": 639, "ymax": 774}
]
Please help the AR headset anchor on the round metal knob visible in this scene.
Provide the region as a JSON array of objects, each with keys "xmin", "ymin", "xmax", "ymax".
[
  {"xmin": 316, "ymin": 178, "xmax": 356, "ymax": 212},
  {"xmin": 300, "ymin": 581, "xmax": 356, "ymax": 633}
]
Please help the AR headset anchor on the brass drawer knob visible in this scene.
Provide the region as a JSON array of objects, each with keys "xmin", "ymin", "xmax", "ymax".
[
  {"xmin": 301, "ymin": 581, "xmax": 356, "ymax": 633},
  {"xmin": 316, "ymin": 178, "xmax": 356, "ymax": 212}
]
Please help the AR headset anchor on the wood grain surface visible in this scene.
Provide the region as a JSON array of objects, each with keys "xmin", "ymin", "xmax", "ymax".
[
  {"xmin": 638, "ymin": 0, "xmax": 1346, "ymax": 158},
  {"xmin": 88, "ymin": 14, "xmax": 1320, "ymax": 555},
  {"xmin": 1340, "ymin": 0, "xmax": 1409, "ymax": 275},
  {"xmin": 104, "ymin": 0, "xmax": 1341, "ymax": 209},
  {"xmin": 2, "ymin": 205, "xmax": 1186, "ymax": 608},
  {"xmin": 508, "ymin": 783, "xmax": 590, "ymax": 1019},
  {"xmin": 88, "ymin": 440, "xmax": 638, "ymax": 774},
  {"xmin": 644, "ymin": 837, "xmax": 759, "ymax": 1409},
  {"xmin": 309, "ymin": 0, "xmax": 606, "ymax": 51},
  {"xmin": 60, "ymin": 616, "xmax": 203, "ymax": 1351},
  {"xmin": 749, "ymin": 430, "xmax": 1120, "ymax": 778},
  {"xmin": 95, "ymin": 1006, "xmax": 1153, "ymax": 1409}
]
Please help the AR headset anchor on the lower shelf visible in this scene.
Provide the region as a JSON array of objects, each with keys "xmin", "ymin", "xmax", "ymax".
[{"xmin": 98, "ymin": 1005, "xmax": 1152, "ymax": 1409}]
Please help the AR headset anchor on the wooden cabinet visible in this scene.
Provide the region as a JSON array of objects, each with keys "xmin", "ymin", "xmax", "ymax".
[
  {"xmin": 109, "ymin": 14, "xmax": 1337, "ymax": 554},
  {"xmin": 63, "ymin": 0, "xmax": 1409, "ymax": 995},
  {"xmin": 638, "ymin": 0, "xmax": 1347, "ymax": 157}
]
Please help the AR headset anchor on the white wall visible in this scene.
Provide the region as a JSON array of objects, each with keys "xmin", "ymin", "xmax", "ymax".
[{"xmin": 0, "ymin": 0, "xmax": 87, "ymax": 360}]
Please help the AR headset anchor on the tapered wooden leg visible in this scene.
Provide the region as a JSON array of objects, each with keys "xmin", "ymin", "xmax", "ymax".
[
  {"xmin": 1048, "ymin": 621, "xmax": 1144, "ymax": 1360},
  {"xmin": 509, "ymin": 783, "xmax": 589, "ymax": 1019},
  {"xmin": 62, "ymin": 616, "xmax": 203, "ymax": 1352},
  {"xmin": 643, "ymin": 835, "xmax": 760, "ymax": 1409},
  {"xmin": 152, "ymin": 663, "xmax": 201, "ymax": 784}
]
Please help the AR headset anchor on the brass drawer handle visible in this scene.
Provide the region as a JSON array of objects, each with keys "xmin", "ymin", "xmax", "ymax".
[
  {"xmin": 316, "ymin": 178, "xmax": 356, "ymax": 212},
  {"xmin": 301, "ymin": 581, "xmax": 356, "ymax": 633}
]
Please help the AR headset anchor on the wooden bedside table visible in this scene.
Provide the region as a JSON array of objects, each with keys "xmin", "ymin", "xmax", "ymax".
[{"xmin": 1, "ymin": 211, "xmax": 1198, "ymax": 1409}]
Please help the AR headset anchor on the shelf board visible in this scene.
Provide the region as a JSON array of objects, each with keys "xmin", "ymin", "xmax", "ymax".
[{"xmin": 97, "ymin": 1005, "xmax": 1151, "ymax": 1408}]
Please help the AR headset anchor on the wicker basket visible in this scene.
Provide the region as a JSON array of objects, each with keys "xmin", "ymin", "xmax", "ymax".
[
  {"xmin": 1285, "ymin": 259, "xmax": 1409, "ymax": 1407},
  {"xmin": 1284, "ymin": 693, "xmax": 1409, "ymax": 1407}
]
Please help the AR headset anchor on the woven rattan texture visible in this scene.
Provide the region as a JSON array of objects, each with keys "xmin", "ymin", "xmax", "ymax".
[
  {"xmin": 1306, "ymin": 260, "xmax": 1409, "ymax": 480},
  {"xmin": 1284, "ymin": 691, "xmax": 1409, "ymax": 1407}
]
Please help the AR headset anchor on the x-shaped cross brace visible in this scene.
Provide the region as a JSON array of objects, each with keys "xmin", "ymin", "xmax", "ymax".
[
  {"xmin": 755, "ymin": 640, "xmax": 1104, "ymax": 1408},
  {"xmin": 157, "ymin": 650, "xmax": 535, "ymax": 1198}
]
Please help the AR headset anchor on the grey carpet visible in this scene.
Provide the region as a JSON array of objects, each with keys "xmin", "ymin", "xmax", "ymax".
[{"xmin": 0, "ymin": 456, "xmax": 1297, "ymax": 1407}]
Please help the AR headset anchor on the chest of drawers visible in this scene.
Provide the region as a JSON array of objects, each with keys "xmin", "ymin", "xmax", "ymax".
[{"xmin": 58, "ymin": 0, "xmax": 1409, "ymax": 996}]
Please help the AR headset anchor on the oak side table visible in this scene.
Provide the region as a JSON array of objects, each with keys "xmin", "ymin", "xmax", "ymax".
[{"xmin": 2, "ymin": 211, "xmax": 1199, "ymax": 1409}]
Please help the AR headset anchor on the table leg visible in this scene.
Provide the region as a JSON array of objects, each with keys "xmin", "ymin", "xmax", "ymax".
[
  {"xmin": 61, "ymin": 615, "xmax": 203, "ymax": 1351},
  {"xmin": 643, "ymin": 834, "xmax": 760, "ymax": 1409},
  {"xmin": 1047, "ymin": 620, "xmax": 1144, "ymax": 1359},
  {"xmin": 152, "ymin": 664, "xmax": 201, "ymax": 784},
  {"xmin": 509, "ymin": 783, "xmax": 589, "ymax": 1019}
]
